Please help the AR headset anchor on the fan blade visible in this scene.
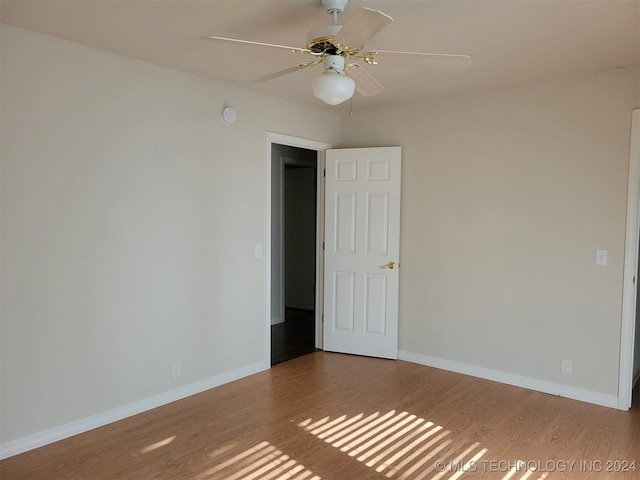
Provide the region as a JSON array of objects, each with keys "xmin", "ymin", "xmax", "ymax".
[
  {"xmin": 206, "ymin": 35, "xmax": 310, "ymax": 54},
  {"xmin": 365, "ymin": 50, "xmax": 472, "ymax": 71},
  {"xmin": 334, "ymin": 7, "xmax": 393, "ymax": 51},
  {"xmin": 253, "ymin": 60, "xmax": 322, "ymax": 84},
  {"xmin": 347, "ymin": 66, "xmax": 385, "ymax": 97}
]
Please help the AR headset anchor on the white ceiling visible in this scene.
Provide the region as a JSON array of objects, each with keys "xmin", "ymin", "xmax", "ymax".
[{"xmin": 1, "ymin": 0, "xmax": 638, "ymax": 111}]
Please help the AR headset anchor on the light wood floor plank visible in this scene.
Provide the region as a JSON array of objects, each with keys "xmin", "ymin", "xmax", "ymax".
[{"xmin": 1, "ymin": 352, "xmax": 639, "ymax": 479}]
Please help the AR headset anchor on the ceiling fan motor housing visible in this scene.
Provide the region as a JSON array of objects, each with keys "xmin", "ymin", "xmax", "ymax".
[
  {"xmin": 322, "ymin": 0, "xmax": 348, "ymax": 14},
  {"xmin": 323, "ymin": 54, "xmax": 346, "ymax": 73},
  {"xmin": 306, "ymin": 24, "xmax": 342, "ymax": 54}
]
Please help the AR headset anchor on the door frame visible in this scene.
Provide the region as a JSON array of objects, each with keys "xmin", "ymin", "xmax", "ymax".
[
  {"xmin": 619, "ymin": 108, "xmax": 640, "ymax": 410},
  {"xmin": 265, "ymin": 132, "xmax": 332, "ymax": 367}
]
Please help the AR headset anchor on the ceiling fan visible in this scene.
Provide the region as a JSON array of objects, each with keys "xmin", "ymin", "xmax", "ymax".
[{"xmin": 207, "ymin": 0, "xmax": 471, "ymax": 106}]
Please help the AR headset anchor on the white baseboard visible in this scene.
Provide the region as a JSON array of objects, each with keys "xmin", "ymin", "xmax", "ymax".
[
  {"xmin": 0, "ymin": 361, "xmax": 267, "ymax": 460},
  {"xmin": 399, "ymin": 350, "xmax": 619, "ymax": 410}
]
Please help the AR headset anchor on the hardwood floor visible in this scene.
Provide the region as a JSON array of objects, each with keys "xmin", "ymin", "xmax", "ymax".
[{"xmin": 2, "ymin": 352, "xmax": 639, "ymax": 480}]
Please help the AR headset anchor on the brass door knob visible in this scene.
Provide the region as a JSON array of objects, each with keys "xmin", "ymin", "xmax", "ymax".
[{"xmin": 379, "ymin": 261, "xmax": 398, "ymax": 270}]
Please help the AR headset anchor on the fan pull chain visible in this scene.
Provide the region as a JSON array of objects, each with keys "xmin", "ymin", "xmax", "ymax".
[{"xmin": 349, "ymin": 98, "xmax": 353, "ymax": 117}]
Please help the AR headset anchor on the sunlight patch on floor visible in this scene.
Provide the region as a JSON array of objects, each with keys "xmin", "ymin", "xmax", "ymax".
[
  {"xmin": 189, "ymin": 411, "xmax": 557, "ymax": 480},
  {"xmin": 197, "ymin": 440, "xmax": 320, "ymax": 480},
  {"xmin": 507, "ymin": 468, "xmax": 549, "ymax": 480},
  {"xmin": 299, "ymin": 411, "xmax": 488, "ymax": 480},
  {"xmin": 139, "ymin": 435, "xmax": 176, "ymax": 454}
]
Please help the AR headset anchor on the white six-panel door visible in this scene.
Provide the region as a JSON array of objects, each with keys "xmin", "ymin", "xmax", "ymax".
[{"xmin": 323, "ymin": 146, "xmax": 401, "ymax": 359}]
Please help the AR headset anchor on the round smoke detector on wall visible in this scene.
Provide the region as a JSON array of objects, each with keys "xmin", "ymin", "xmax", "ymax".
[{"xmin": 221, "ymin": 106, "xmax": 237, "ymax": 126}]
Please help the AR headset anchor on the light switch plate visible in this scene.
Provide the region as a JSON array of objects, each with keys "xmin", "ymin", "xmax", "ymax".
[{"xmin": 596, "ymin": 249, "xmax": 607, "ymax": 266}]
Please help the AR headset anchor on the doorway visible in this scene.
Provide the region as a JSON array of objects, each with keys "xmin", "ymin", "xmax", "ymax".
[
  {"xmin": 265, "ymin": 135, "xmax": 403, "ymax": 366},
  {"xmin": 269, "ymin": 140, "xmax": 326, "ymax": 365}
]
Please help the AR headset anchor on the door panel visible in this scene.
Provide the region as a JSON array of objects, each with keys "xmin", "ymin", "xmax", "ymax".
[
  {"xmin": 334, "ymin": 271, "xmax": 355, "ymax": 332},
  {"xmin": 364, "ymin": 273, "xmax": 387, "ymax": 334},
  {"xmin": 366, "ymin": 193, "xmax": 389, "ymax": 254},
  {"xmin": 335, "ymin": 193, "xmax": 356, "ymax": 253},
  {"xmin": 324, "ymin": 146, "xmax": 401, "ymax": 359}
]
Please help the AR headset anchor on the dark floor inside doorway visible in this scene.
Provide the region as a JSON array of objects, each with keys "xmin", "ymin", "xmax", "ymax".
[{"xmin": 271, "ymin": 308, "xmax": 316, "ymax": 365}]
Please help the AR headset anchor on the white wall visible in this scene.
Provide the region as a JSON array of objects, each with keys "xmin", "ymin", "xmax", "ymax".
[
  {"xmin": 0, "ymin": 25, "xmax": 341, "ymax": 446},
  {"xmin": 342, "ymin": 67, "xmax": 639, "ymax": 399}
]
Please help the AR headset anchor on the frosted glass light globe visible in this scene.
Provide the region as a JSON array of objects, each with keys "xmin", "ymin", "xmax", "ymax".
[{"xmin": 312, "ymin": 70, "xmax": 355, "ymax": 105}]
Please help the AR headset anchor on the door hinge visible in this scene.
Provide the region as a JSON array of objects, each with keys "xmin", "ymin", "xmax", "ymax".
[
  {"xmin": 323, "ymin": 241, "xmax": 325, "ymax": 251},
  {"xmin": 323, "ymin": 168, "xmax": 326, "ymax": 177}
]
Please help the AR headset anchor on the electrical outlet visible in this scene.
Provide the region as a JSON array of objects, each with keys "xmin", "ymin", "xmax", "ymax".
[
  {"xmin": 596, "ymin": 250, "xmax": 608, "ymax": 266},
  {"xmin": 172, "ymin": 362, "xmax": 181, "ymax": 379},
  {"xmin": 561, "ymin": 358, "xmax": 572, "ymax": 375}
]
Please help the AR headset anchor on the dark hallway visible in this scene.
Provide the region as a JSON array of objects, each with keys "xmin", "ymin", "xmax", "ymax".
[
  {"xmin": 271, "ymin": 308, "xmax": 316, "ymax": 365},
  {"xmin": 270, "ymin": 144, "xmax": 318, "ymax": 366}
]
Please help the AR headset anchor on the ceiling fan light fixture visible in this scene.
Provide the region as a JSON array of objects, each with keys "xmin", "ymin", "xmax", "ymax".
[
  {"xmin": 312, "ymin": 55, "xmax": 355, "ymax": 105},
  {"xmin": 207, "ymin": 3, "xmax": 471, "ymax": 106},
  {"xmin": 312, "ymin": 70, "xmax": 355, "ymax": 105}
]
